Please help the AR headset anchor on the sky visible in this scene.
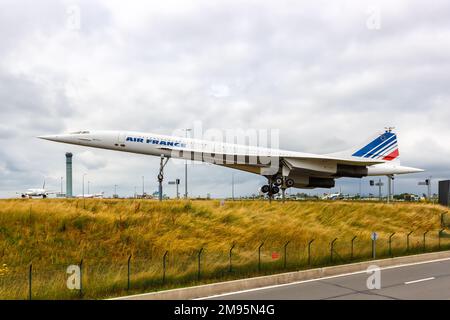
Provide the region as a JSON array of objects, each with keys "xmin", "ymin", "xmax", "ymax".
[{"xmin": 0, "ymin": 0, "xmax": 449, "ymax": 198}]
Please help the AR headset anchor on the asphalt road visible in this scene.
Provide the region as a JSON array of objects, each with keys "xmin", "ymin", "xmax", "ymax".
[{"xmin": 201, "ymin": 259, "xmax": 450, "ymax": 300}]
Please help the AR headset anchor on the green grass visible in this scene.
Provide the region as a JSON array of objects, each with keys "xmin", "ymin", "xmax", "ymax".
[{"xmin": 0, "ymin": 199, "xmax": 449, "ymax": 299}]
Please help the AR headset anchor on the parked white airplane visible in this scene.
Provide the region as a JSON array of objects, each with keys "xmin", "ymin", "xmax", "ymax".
[
  {"xmin": 75, "ymin": 192, "xmax": 104, "ymax": 199},
  {"xmin": 322, "ymin": 192, "xmax": 344, "ymax": 200},
  {"xmin": 18, "ymin": 180, "xmax": 55, "ymax": 198},
  {"xmin": 38, "ymin": 128, "xmax": 423, "ymax": 195}
]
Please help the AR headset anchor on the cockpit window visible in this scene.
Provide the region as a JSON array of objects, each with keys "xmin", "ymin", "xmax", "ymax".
[{"xmin": 70, "ymin": 131, "xmax": 90, "ymax": 134}]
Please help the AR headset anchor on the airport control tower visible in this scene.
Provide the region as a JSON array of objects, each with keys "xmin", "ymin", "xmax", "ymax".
[{"xmin": 66, "ymin": 152, "xmax": 73, "ymax": 197}]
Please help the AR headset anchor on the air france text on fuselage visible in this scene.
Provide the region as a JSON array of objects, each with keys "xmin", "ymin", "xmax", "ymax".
[{"xmin": 126, "ymin": 136, "xmax": 187, "ymax": 148}]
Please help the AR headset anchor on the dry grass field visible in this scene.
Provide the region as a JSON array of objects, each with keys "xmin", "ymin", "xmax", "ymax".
[{"xmin": 0, "ymin": 199, "xmax": 449, "ymax": 299}]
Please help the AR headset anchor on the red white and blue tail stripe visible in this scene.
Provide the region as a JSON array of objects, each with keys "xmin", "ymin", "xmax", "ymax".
[{"xmin": 352, "ymin": 131, "xmax": 399, "ymax": 161}]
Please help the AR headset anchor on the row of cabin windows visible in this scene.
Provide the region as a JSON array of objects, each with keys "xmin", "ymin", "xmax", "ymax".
[{"xmin": 117, "ymin": 137, "xmax": 276, "ymax": 153}]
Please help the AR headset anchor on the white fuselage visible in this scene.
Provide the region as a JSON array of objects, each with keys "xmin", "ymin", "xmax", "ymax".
[
  {"xmin": 38, "ymin": 130, "xmax": 423, "ymax": 183},
  {"xmin": 75, "ymin": 193, "xmax": 104, "ymax": 199},
  {"xmin": 20, "ymin": 188, "xmax": 48, "ymax": 198}
]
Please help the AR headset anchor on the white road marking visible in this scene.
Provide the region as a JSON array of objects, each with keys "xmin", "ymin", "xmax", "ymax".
[
  {"xmin": 404, "ymin": 277, "xmax": 435, "ymax": 285},
  {"xmin": 110, "ymin": 256, "xmax": 450, "ymax": 300},
  {"xmin": 195, "ymin": 257, "xmax": 450, "ymax": 300}
]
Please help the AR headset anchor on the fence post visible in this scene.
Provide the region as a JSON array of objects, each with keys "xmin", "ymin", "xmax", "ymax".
[
  {"xmin": 407, "ymin": 231, "xmax": 413, "ymax": 252},
  {"xmin": 389, "ymin": 233, "xmax": 395, "ymax": 257},
  {"xmin": 441, "ymin": 213, "xmax": 446, "ymax": 228},
  {"xmin": 79, "ymin": 259, "xmax": 83, "ymax": 299},
  {"xmin": 283, "ymin": 241, "xmax": 290, "ymax": 269},
  {"xmin": 351, "ymin": 236, "xmax": 357, "ymax": 260},
  {"xmin": 229, "ymin": 244, "xmax": 235, "ymax": 273},
  {"xmin": 439, "ymin": 229, "xmax": 445, "ymax": 250},
  {"xmin": 162, "ymin": 251, "xmax": 168, "ymax": 283},
  {"xmin": 197, "ymin": 248, "xmax": 203, "ymax": 281},
  {"xmin": 330, "ymin": 238, "xmax": 338, "ymax": 263},
  {"xmin": 308, "ymin": 239, "xmax": 315, "ymax": 265},
  {"xmin": 127, "ymin": 254, "xmax": 132, "ymax": 291},
  {"xmin": 423, "ymin": 230, "xmax": 429, "ymax": 252},
  {"xmin": 28, "ymin": 263, "xmax": 32, "ymax": 300},
  {"xmin": 258, "ymin": 242, "xmax": 264, "ymax": 272}
]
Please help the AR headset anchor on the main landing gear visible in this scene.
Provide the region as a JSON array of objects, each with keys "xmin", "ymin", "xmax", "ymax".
[{"xmin": 260, "ymin": 176, "xmax": 294, "ymax": 202}]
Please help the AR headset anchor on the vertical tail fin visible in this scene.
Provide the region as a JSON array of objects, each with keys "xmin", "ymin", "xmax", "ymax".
[{"xmin": 351, "ymin": 130, "xmax": 400, "ymax": 162}]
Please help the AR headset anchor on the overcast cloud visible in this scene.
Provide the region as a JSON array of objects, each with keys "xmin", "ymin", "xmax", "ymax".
[{"xmin": 1, "ymin": 0, "xmax": 449, "ymax": 198}]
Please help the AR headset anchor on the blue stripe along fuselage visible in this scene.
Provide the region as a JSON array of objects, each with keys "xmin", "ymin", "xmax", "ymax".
[{"xmin": 352, "ymin": 132, "xmax": 396, "ymax": 157}]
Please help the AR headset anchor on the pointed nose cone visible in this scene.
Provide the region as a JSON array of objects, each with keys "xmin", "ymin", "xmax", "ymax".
[{"xmin": 37, "ymin": 135, "xmax": 63, "ymax": 142}]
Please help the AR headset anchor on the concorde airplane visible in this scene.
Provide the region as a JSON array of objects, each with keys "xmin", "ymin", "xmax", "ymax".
[{"xmin": 38, "ymin": 128, "xmax": 423, "ymax": 195}]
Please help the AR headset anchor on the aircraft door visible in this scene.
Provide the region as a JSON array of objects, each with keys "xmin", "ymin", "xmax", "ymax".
[{"xmin": 117, "ymin": 132, "xmax": 127, "ymax": 147}]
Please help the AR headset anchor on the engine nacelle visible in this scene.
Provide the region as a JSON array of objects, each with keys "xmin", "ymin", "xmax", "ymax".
[
  {"xmin": 307, "ymin": 177, "xmax": 335, "ymax": 188},
  {"xmin": 290, "ymin": 176, "xmax": 336, "ymax": 189},
  {"xmin": 335, "ymin": 164, "xmax": 368, "ymax": 178}
]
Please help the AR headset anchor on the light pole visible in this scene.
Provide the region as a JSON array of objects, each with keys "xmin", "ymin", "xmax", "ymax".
[
  {"xmin": 232, "ymin": 173, "xmax": 235, "ymax": 200},
  {"xmin": 82, "ymin": 173, "xmax": 87, "ymax": 208},
  {"xmin": 142, "ymin": 176, "xmax": 145, "ymax": 198},
  {"xmin": 114, "ymin": 184, "xmax": 118, "ymax": 198},
  {"xmin": 60, "ymin": 176, "xmax": 63, "ymax": 196},
  {"xmin": 82, "ymin": 174, "xmax": 87, "ymax": 198},
  {"xmin": 418, "ymin": 177, "xmax": 432, "ymax": 201},
  {"xmin": 359, "ymin": 179, "xmax": 362, "ymax": 198},
  {"xmin": 428, "ymin": 176, "xmax": 432, "ymax": 200},
  {"xmin": 134, "ymin": 186, "xmax": 137, "ymax": 199},
  {"xmin": 369, "ymin": 179, "xmax": 384, "ymax": 201},
  {"xmin": 387, "ymin": 176, "xmax": 392, "ymax": 203},
  {"xmin": 183, "ymin": 128, "xmax": 192, "ymax": 199},
  {"xmin": 168, "ymin": 179, "xmax": 181, "ymax": 199},
  {"xmin": 371, "ymin": 179, "xmax": 384, "ymax": 201},
  {"xmin": 378, "ymin": 178, "xmax": 382, "ymax": 200}
]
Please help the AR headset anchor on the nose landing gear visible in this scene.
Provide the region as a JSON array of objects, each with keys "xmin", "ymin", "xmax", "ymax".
[{"xmin": 157, "ymin": 154, "xmax": 169, "ymax": 201}]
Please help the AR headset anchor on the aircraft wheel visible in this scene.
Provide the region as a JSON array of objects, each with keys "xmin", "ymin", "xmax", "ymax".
[
  {"xmin": 42, "ymin": 195, "xmax": 47, "ymax": 199},
  {"xmin": 274, "ymin": 177, "xmax": 283, "ymax": 186},
  {"xmin": 271, "ymin": 186, "xmax": 280, "ymax": 194},
  {"xmin": 286, "ymin": 179, "xmax": 295, "ymax": 188},
  {"xmin": 261, "ymin": 185, "xmax": 270, "ymax": 193}
]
